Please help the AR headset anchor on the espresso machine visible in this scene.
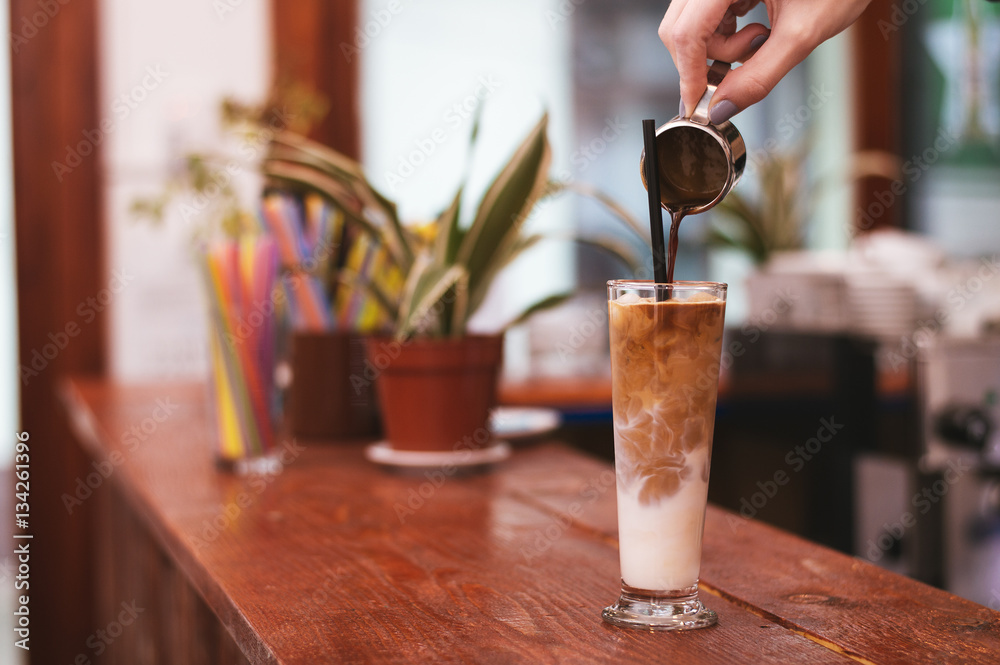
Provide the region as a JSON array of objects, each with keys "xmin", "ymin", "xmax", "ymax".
[
  {"xmin": 918, "ymin": 337, "xmax": 1000, "ymax": 608},
  {"xmin": 854, "ymin": 336, "xmax": 1000, "ymax": 608}
]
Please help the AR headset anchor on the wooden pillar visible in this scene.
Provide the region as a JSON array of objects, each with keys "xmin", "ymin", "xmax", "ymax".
[
  {"xmin": 852, "ymin": 0, "xmax": 904, "ymax": 233},
  {"xmin": 11, "ymin": 0, "xmax": 104, "ymax": 660},
  {"xmin": 271, "ymin": 0, "xmax": 361, "ymax": 159}
]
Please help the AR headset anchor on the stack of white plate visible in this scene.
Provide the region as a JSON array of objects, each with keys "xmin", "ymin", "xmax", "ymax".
[
  {"xmin": 746, "ymin": 270, "xmax": 850, "ymax": 333},
  {"xmin": 745, "ymin": 251, "xmax": 852, "ymax": 333},
  {"xmin": 845, "ymin": 274, "xmax": 918, "ymax": 340}
]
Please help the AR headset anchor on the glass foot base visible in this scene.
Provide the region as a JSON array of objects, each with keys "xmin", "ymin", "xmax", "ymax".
[
  {"xmin": 602, "ymin": 583, "xmax": 717, "ymax": 631},
  {"xmin": 216, "ymin": 452, "xmax": 283, "ymax": 476}
]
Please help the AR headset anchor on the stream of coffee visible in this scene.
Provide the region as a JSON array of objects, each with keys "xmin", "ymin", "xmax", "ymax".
[{"xmin": 665, "ymin": 211, "xmax": 682, "ymax": 283}]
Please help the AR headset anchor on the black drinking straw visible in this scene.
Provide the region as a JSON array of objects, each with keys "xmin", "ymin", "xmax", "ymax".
[{"xmin": 642, "ymin": 119, "xmax": 668, "ymax": 293}]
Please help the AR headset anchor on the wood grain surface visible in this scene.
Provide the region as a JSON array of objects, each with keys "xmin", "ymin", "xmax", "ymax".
[
  {"xmin": 61, "ymin": 380, "xmax": 999, "ymax": 664},
  {"xmin": 507, "ymin": 448, "xmax": 1000, "ymax": 665}
]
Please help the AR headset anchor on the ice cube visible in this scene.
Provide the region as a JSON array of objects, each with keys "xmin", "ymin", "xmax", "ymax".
[{"xmin": 618, "ymin": 292, "xmax": 641, "ymax": 304}]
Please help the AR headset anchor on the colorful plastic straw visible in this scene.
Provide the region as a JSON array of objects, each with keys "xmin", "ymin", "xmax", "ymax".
[
  {"xmin": 261, "ymin": 193, "xmax": 331, "ymax": 331},
  {"xmin": 259, "ymin": 190, "xmax": 401, "ymax": 333},
  {"xmin": 201, "ymin": 237, "xmax": 279, "ymax": 463}
]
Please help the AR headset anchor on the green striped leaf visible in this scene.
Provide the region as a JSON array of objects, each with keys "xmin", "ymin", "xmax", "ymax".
[
  {"xmin": 457, "ymin": 113, "xmax": 552, "ymax": 316},
  {"xmin": 396, "ymin": 261, "xmax": 468, "ymax": 341}
]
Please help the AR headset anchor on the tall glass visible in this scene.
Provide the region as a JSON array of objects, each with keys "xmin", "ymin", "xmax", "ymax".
[{"xmin": 603, "ymin": 281, "xmax": 726, "ymax": 631}]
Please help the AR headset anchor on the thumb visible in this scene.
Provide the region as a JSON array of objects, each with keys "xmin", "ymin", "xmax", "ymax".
[{"xmin": 707, "ymin": 37, "xmax": 812, "ymax": 123}]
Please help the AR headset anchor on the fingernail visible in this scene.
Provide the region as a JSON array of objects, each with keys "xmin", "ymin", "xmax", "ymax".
[
  {"xmin": 710, "ymin": 100, "xmax": 739, "ymax": 124},
  {"xmin": 750, "ymin": 34, "xmax": 767, "ymax": 50},
  {"xmin": 678, "ymin": 99, "xmax": 686, "ymax": 118}
]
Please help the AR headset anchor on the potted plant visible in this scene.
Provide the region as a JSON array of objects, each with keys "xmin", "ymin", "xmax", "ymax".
[
  {"xmin": 263, "ymin": 113, "xmax": 644, "ymax": 455},
  {"xmin": 705, "ymin": 142, "xmax": 903, "ymax": 263}
]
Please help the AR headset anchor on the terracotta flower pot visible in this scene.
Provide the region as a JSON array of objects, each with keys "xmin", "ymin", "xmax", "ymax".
[{"xmin": 365, "ymin": 335, "xmax": 504, "ymax": 452}]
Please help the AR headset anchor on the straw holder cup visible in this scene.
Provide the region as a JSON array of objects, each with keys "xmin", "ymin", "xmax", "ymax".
[{"xmin": 640, "ymin": 61, "xmax": 747, "ymax": 215}]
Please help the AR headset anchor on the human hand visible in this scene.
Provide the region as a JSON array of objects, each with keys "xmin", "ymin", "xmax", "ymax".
[{"xmin": 659, "ymin": 0, "xmax": 873, "ymax": 123}]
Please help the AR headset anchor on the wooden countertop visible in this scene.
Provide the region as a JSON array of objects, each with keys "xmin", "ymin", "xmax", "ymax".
[{"xmin": 61, "ymin": 379, "xmax": 1000, "ymax": 664}]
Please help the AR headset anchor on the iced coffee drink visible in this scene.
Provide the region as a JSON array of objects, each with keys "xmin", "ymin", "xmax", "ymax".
[{"xmin": 603, "ymin": 281, "xmax": 726, "ymax": 631}]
